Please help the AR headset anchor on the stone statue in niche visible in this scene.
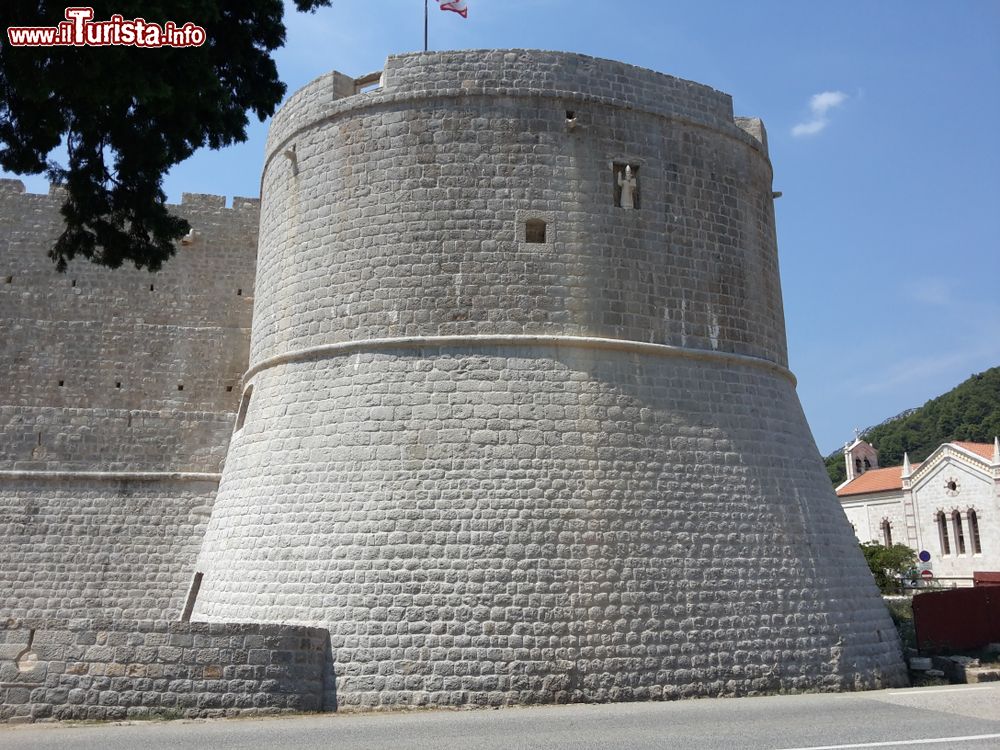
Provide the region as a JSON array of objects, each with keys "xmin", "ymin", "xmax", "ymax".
[{"xmin": 615, "ymin": 164, "xmax": 639, "ymax": 209}]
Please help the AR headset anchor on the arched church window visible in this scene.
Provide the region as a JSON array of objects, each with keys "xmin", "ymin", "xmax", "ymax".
[
  {"xmin": 863, "ymin": 457, "xmax": 872, "ymax": 470},
  {"xmin": 937, "ymin": 511, "xmax": 951, "ymax": 555},
  {"xmin": 855, "ymin": 458, "xmax": 863, "ymax": 475},
  {"xmin": 968, "ymin": 509, "xmax": 982, "ymax": 554},
  {"xmin": 881, "ymin": 518, "xmax": 892, "ymax": 547},
  {"xmin": 952, "ymin": 510, "xmax": 966, "ymax": 555}
]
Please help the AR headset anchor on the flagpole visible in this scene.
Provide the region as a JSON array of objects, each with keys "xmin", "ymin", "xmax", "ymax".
[{"xmin": 424, "ymin": 0, "xmax": 428, "ymax": 52}]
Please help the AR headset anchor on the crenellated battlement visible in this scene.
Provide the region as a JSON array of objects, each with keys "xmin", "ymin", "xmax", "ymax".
[
  {"xmin": 0, "ymin": 178, "xmax": 260, "ymax": 214},
  {"xmin": 263, "ymin": 50, "xmax": 771, "ymax": 163},
  {"xmin": 180, "ymin": 191, "xmax": 261, "ymax": 211}
]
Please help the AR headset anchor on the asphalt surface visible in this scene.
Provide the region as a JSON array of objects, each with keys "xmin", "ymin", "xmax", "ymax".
[{"xmin": 3, "ymin": 683, "xmax": 1000, "ymax": 749}]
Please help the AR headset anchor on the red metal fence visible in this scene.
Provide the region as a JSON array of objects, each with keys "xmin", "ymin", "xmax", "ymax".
[{"xmin": 912, "ymin": 585, "xmax": 1000, "ymax": 653}]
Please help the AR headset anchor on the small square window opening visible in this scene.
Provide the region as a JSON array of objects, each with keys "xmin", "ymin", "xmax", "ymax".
[{"xmin": 525, "ymin": 219, "xmax": 547, "ymax": 244}]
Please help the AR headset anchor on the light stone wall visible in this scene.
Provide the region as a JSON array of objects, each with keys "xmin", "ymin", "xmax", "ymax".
[
  {"xmin": 196, "ymin": 347, "xmax": 906, "ymax": 706},
  {"xmin": 0, "ymin": 180, "xmax": 258, "ymax": 620},
  {"xmin": 0, "ymin": 182, "xmax": 257, "ymax": 431},
  {"xmin": 193, "ymin": 50, "xmax": 906, "ymax": 708},
  {"xmin": 0, "ymin": 477, "xmax": 216, "ymax": 621},
  {"xmin": 0, "ymin": 407, "xmax": 234, "ymax": 472},
  {"xmin": 0, "ymin": 619, "xmax": 329, "ymax": 723},
  {"xmin": 839, "ymin": 446, "xmax": 999, "ymax": 584},
  {"xmin": 251, "ymin": 49, "xmax": 787, "ymax": 371},
  {"xmin": 911, "ymin": 459, "xmax": 998, "ymax": 579},
  {"xmin": 841, "ymin": 495, "xmax": 905, "ymax": 544},
  {"xmin": 869, "ymin": 498, "xmax": 907, "ymax": 546},
  {"xmin": 0, "ymin": 49, "xmax": 910, "ymax": 711}
]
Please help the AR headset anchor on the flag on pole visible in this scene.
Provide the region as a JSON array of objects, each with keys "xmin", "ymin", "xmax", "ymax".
[{"xmin": 439, "ymin": 0, "xmax": 468, "ymax": 18}]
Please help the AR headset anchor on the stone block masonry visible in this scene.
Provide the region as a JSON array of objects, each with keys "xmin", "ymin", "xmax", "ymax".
[
  {"xmin": 1, "ymin": 48, "xmax": 909, "ymax": 717},
  {"xmin": 0, "ymin": 477, "xmax": 217, "ymax": 621},
  {"xmin": 0, "ymin": 182, "xmax": 258, "ymax": 622},
  {"xmin": 196, "ymin": 344, "xmax": 906, "ymax": 708},
  {"xmin": 254, "ymin": 51, "xmax": 785, "ymax": 369},
  {"xmin": 0, "ymin": 619, "xmax": 329, "ymax": 723},
  {"xmin": 0, "ymin": 183, "xmax": 258, "ymax": 436},
  {"xmin": 192, "ymin": 50, "xmax": 908, "ymax": 708}
]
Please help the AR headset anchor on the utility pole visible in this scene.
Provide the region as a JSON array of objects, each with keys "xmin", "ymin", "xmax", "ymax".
[{"xmin": 424, "ymin": 0, "xmax": 428, "ymax": 52}]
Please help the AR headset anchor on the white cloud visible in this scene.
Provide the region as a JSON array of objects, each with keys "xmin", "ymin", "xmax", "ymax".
[
  {"xmin": 792, "ymin": 90, "xmax": 848, "ymax": 138},
  {"xmin": 810, "ymin": 91, "xmax": 848, "ymax": 116},
  {"xmin": 791, "ymin": 120, "xmax": 828, "ymax": 137}
]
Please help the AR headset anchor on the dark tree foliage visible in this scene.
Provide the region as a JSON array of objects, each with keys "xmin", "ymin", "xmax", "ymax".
[
  {"xmin": 824, "ymin": 367, "xmax": 1000, "ymax": 485},
  {"xmin": 0, "ymin": 0, "xmax": 331, "ymax": 271},
  {"xmin": 826, "ymin": 454, "xmax": 847, "ymax": 486}
]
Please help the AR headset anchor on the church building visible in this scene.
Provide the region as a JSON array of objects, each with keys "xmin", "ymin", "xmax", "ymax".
[{"xmin": 837, "ymin": 437, "xmax": 1000, "ymax": 585}]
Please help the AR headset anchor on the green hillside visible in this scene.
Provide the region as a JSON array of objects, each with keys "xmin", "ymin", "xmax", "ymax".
[{"xmin": 824, "ymin": 367, "xmax": 1000, "ymax": 486}]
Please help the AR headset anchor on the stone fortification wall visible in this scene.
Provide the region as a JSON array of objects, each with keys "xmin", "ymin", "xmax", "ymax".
[
  {"xmin": 0, "ymin": 619, "xmax": 329, "ymax": 723},
  {"xmin": 0, "ymin": 181, "xmax": 258, "ymax": 464},
  {"xmin": 253, "ymin": 49, "xmax": 785, "ymax": 371},
  {"xmin": 0, "ymin": 407, "xmax": 234, "ymax": 472},
  {"xmin": 193, "ymin": 51, "xmax": 906, "ymax": 708},
  {"xmin": 0, "ymin": 477, "xmax": 216, "ymax": 621},
  {"xmin": 198, "ymin": 347, "xmax": 904, "ymax": 707},
  {"xmin": 266, "ymin": 50, "xmax": 746, "ymax": 159},
  {"xmin": 0, "ymin": 181, "xmax": 258, "ymax": 620}
]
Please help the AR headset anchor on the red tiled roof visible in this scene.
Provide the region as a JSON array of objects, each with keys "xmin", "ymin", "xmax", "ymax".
[
  {"xmin": 952, "ymin": 441, "xmax": 995, "ymax": 460},
  {"xmin": 837, "ymin": 466, "xmax": 915, "ymax": 497},
  {"xmin": 836, "ymin": 441, "xmax": 995, "ymax": 497}
]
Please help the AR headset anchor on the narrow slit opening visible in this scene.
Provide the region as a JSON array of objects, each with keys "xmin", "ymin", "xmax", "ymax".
[{"xmin": 235, "ymin": 385, "xmax": 253, "ymax": 431}]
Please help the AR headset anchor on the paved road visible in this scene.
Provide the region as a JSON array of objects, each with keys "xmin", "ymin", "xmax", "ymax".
[{"xmin": 4, "ymin": 684, "xmax": 1000, "ymax": 749}]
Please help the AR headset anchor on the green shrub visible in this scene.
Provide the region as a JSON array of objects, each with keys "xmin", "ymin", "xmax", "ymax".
[
  {"xmin": 861, "ymin": 542, "xmax": 917, "ymax": 594},
  {"xmin": 884, "ymin": 597, "xmax": 916, "ymax": 650}
]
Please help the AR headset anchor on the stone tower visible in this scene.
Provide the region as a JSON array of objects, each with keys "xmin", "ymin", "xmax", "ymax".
[{"xmin": 191, "ymin": 50, "xmax": 907, "ymax": 708}]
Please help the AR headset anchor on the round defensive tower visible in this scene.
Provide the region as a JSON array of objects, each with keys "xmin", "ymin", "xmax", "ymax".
[{"xmin": 192, "ymin": 50, "xmax": 907, "ymax": 708}]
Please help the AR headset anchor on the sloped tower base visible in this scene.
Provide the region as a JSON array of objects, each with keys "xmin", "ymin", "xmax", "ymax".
[
  {"xmin": 192, "ymin": 51, "xmax": 907, "ymax": 708},
  {"xmin": 193, "ymin": 343, "xmax": 906, "ymax": 707}
]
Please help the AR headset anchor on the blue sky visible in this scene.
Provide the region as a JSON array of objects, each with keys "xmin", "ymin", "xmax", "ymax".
[{"xmin": 7, "ymin": 1, "xmax": 999, "ymax": 455}]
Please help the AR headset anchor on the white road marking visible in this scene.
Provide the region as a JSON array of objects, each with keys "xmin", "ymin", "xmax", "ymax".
[
  {"xmin": 888, "ymin": 686, "xmax": 998, "ymax": 695},
  {"xmin": 777, "ymin": 733, "xmax": 1000, "ymax": 750}
]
